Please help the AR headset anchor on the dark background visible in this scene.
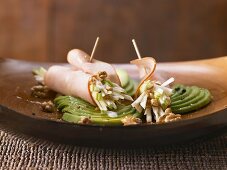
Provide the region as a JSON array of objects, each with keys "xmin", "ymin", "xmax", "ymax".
[{"xmin": 1, "ymin": 0, "xmax": 227, "ymax": 63}]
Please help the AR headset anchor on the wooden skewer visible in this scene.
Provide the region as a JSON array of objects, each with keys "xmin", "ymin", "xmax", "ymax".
[
  {"xmin": 132, "ymin": 39, "xmax": 148, "ymax": 74},
  {"xmin": 89, "ymin": 37, "xmax": 100, "ymax": 62},
  {"xmin": 132, "ymin": 39, "xmax": 142, "ymax": 60}
]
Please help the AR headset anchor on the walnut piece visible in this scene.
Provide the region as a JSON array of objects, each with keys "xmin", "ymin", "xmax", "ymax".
[
  {"xmin": 31, "ymin": 85, "xmax": 51, "ymax": 98},
  {"xmin": 157, "ymin": 112, "xmax": 181, "ymax": 124},
  {"xmin": 121, "ymin": 116, "xmax": 142, "ymax": 126},
  {"xmin": 41, "ymin": 101, "xmax": 55, "ymax": 113},
  {"xmin": 78, "ymin": 117, "xmax": 92, "ymax": 124}
]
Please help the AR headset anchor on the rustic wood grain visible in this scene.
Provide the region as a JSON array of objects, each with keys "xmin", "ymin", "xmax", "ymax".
[
  {"xmin": 1, "ymin": 1, "xmax": 227, "ymax": 62},
  {"xmin": 0, "ymin": 0, "xmax": 51, "ymax": 61},
  {"xmin": 51, "ymin": 0, "xmax": 227, "ymax": 63}
]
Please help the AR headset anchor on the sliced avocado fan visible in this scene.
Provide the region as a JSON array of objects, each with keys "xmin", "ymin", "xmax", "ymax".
[
  {"xmin": 116, "ymin": 69, "xmax": 138, "ymax": 96},
  {"xmin": 171, "ymin": 84, "xmax": 212, "ymax": 114},
  {"xmin": 54, "ymin": 96, "xmax": 141, "ymax": 126}
]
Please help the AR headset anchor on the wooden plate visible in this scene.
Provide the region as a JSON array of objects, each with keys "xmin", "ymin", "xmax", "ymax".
[{"xmin": 0, "ymin": 57, "xmax": 227, "ymax": 146}]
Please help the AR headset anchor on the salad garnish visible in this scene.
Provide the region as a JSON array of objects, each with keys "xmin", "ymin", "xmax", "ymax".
[
  {"xmin": 131, "ymin": 78, "xmax": 181, "ymax": 123},
  {"xmin": 89, "ymin": 71, "xmax": 133, "ymax": 111}
]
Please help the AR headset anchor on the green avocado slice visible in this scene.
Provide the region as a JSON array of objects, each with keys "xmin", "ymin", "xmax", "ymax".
[
  {"xmin": 63, "ymin": 105, "xmax": 133, "ymax": 118},
  {"xmin": 171, "ymin": 89, "xmax": 205, "ymax": 109},
  {"xmin": 171, "ymin": 84, "xmax": 185, "ymax": 99},
  {"xmin": 116, "ymin": 69, "xmax": 130, "ymax": 88},
  {"xmin": 62, "ymin": 105, "xmax": 136, "ymax": 120},
  {"xmin": 55, "ymin": 96, "xmax": 95, "ymax": 110},
  {"xmin": 127, "ymin": 80, "xmax": 138, "ymax": 96},
  {"xmin": 171, "ymin": 89, "xmax": 212, "ymax": 114},
  {"xmin": 171, "ymin": 87, "xmax": 192, "ymax": 102},
  {"xmin": 171, "ymin": 86, "xmax": 201, "ymax": 106},
  {"xmin": 62, "ymin": 113, "xmax": 123, "ymax": 126},
  {"xmin": 62, "ymin": 108, "xmax": 139, "ymax": 126},
  {"xmin": 124, "ymin": 79, "xmax": 135, "ymax": 93},
  {"xmin": 116, "ymin": 68, "xmax": 137, "ymax": 96},
  {"xmin": 62, "ymin": 106, "xmax": 102, "ymax": 116},
  {"xmin": 55, "ymin": 95, "xmax": 142, "ymax": 126},
  {"xmin": 171, "ymin": 85, "xmax": 212, "ymax": 114}
]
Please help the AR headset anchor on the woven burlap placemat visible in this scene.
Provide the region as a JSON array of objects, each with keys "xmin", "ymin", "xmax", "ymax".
[{"xmin": 0, "ymin": 127, "xmax": 226, "ymax": 170}]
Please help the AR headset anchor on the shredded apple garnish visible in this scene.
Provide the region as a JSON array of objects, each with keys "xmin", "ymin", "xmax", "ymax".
[
  {"xmin": 130, "ymin": 57, "xmax": 181, "ymax": 124},
  {"xmin": 89, "ymin": 71, "xmax": 133, "ymax": 111}
]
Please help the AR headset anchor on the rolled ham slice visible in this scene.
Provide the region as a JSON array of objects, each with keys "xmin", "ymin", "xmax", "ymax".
[
  {"xmin": 67, "ymin": 49, "xmax": 90, "ymax": 68},
  {"xmin": 44, "ymin": 65, "xmax": 95, "ymax": 105},
  {"xmin": 130, "ymin": 57, "xmax": 156, "ymax": 97},
  {"xmin": 67, "ymin": 49, "xmax": 120, "ymax": 85}
]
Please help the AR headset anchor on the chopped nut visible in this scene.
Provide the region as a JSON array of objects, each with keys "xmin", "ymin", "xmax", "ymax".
[
  {"xmin": 90, "ymin": 71, "xmax": 107, "ymax": 82},
  {"xmin": 121, "ymin": 116, "xmax": 142, "ymax": 126},
  {"xmin": 146, "ymin": 86, "xmax": 154, "ymax": 93},
  {"xmin": 78, "ymin": 117, "xmax": 92, "ymax": 124},
  {"xmin": 165, "ymin": 108, "xmax": 172, "ymax": 114},
  {"xmin": 31, "ymin": 85, "xmax": 52, "ymax": 98},
  {"xmin": 166, "ymin": 113, "xmax": 181, "ymax": 122},
  {"xmin": 151, "ymin": 99, "xmax": 159, "ymax": 107},
  {"xmin": 149, "ymin": 93, "xmax": 154, "ymax": 99},
  {"xmin": 41, "ymin": 101, "xmax": 55, "ymax": 113},
  {"xmin": 31, "ymin": 85, "xmax": 43, "ymax": 90},
  {"xmin": 90, "ymin": 76, "xmax": 97, "ymax": 83},
  {"xmin": 94, "ymin": 107, "xmax": 99, "ymax": 111},
  {"xmin": 106, "ymin": 85, "xmax": 112, "ymax": 91},
  {"xmin": 98, "ymin": 71, "xmax": 107, "ymax": 80},
  {"xmin": 157, "ymin": 112, "xmax": 181, "ymax": 123}
]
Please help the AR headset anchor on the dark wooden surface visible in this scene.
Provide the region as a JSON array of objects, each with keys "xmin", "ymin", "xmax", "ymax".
[
  {"xmin": 1, "ymin": 1, "xmax": 227, "ymax": 62},
  {"xmin": 0, "ymin": 0, "xmax": 50, "ymax": 61}
]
